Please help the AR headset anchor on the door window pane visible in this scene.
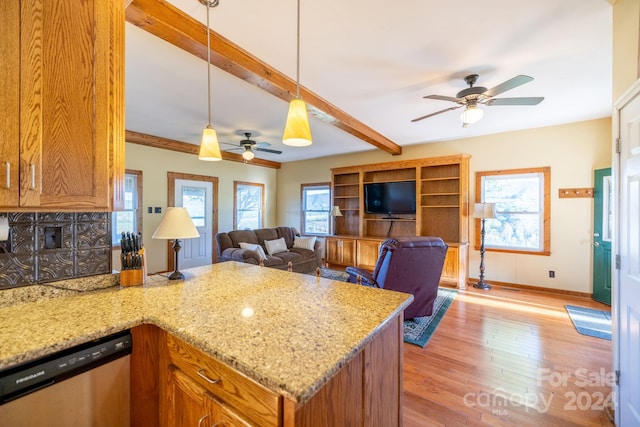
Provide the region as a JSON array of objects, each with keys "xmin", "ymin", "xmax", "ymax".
[{"xmin": 182, "ymin": 186, "xmax": 206, "ymax": 227}]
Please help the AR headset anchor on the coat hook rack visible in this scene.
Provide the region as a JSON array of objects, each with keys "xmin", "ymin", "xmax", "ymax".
[{"xmin": 558, "ymin": 187, "xmax": 594, "ymax": 198}]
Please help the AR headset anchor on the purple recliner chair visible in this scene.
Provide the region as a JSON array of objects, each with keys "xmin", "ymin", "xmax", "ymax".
[{"xmin": 345, "ymin": 237, "xmax": 449, "ymax": 319}]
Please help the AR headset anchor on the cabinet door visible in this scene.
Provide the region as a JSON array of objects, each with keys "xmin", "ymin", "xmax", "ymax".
[
  {"xmin": 441, "ymin": 246, "xmax": 459, "ymax": 283},
  {"xmin": 206, "ymin": 394, "xmax": 252, "ymax": 427},
  {"xmin": 19, "ymin": 0, "xmax": 124, "ymax": 210},
  {"xmin": 357, "ymin": 239, "xmax": 382, "ymax": 270},
  {"xmin": 167, "ymin": 366, "xmax": 211, "ymax": 427},
  {"xmin": 0, "ymin": 0, "xmax": 20, "ymax": 207}
]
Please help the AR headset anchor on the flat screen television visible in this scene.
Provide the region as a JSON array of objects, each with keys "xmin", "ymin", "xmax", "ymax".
[{"xmin": 364, "ymin": 180, "xmax": 416, "ymax": 216}]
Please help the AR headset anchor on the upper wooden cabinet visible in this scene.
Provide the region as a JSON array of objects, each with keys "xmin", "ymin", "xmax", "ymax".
[{"xmin": 0, "ymin": 0, "xmax": 125, "ymax": 212}]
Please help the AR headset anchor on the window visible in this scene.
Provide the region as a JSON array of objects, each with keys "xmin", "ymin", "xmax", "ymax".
[
  {"xmin": 234, "ymin": 181, "xmax": 264, "ymax": 230},
  {"xmin": 301, "ymin": 183, "xmax": 330, "ymax": 235},
  {"xmin": 475, "ymin": 167, "xmax": 550, "ymax": 255},
  {"xmin": 112, "ymin": 170, "xmax": 142, "ymax": 246}
]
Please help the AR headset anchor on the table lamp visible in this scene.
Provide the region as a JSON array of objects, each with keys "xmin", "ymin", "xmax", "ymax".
[
  {"xmin": 330, "ymin": 206, "xmax": 343, "ymax": 235},
  {"xmin": 152, "ymin": 207, "xmax": 200, "ymax": 280},
  {"xmin": 473, "ymin": 202, "xmax": 496, "ymax": 290}
]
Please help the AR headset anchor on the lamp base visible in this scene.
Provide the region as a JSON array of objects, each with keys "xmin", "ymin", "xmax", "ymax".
[
  {"xmin": 168, "ymin": 270, "xmax": 185, "ymax": 280},
  {"xmin": 473, "ymin": 281, "xmax": 491, "ymax": 290}
]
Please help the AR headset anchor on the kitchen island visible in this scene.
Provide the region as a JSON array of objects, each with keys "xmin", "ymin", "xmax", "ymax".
[{"xmin": 0, "ymin": 261, "xmax": 412, "ymax": 426}]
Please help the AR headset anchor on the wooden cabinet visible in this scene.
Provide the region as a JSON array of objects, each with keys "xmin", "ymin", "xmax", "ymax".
[
  {"xmin": 166, "ymin": 367, "xmax": 251, "ymax": 427},
  {"xmin": 164, "ymin": 333, "xmax": 279, "ymax": 427},
  {"xmin": 325, "ymin": 236, "xmax": 356, "ymax": 267},
  {"xmin": 0, "ymin": 0, "xmax": 125, "ymax": 211},
  {"xmin": 356, "ymin": 238, "xmax": 383, "ymax": 270},
  {"xmin": 331, "ymin": 155, "xmax": 470, "ymax": 288}
]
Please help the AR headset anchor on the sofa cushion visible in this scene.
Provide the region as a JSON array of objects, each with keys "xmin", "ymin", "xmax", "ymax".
[
  {"xmin": 228, "ymin": 230, "xmax": 259, "ymax": 248},
  {"xmin": 254, "ymin": 228, "xmax": 280, "ymax": 248},
  {"xmin": 265, "ymin": 237, "xmax": 288, "ymax": 255},
  {"xmin": 293, "ymin": 236, "xmax": 316, "ymax": 251},
  {"xmin": 239, "ymin": 242, "xmax": 267, "ymax": 260}
]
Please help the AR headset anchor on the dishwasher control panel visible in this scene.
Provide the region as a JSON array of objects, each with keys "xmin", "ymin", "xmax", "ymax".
[{"xmin": 0, "ymin": 330, "xmax": 132, "ymax": 403}]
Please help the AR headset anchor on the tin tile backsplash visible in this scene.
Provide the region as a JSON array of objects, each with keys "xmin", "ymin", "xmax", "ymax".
[{"xmin": 0, "ymin": 213, "xmax": 112, "ymax": 290}]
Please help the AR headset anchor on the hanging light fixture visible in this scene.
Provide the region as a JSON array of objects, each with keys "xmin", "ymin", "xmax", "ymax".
[
  {"xmin": 198, "ymin": 0, "xmax": 223, "ymax": 161},
  {"xmin": 242, "ymin": 146, "xmax": 255, "ymax": 161},
  {"xmin": 283, "ymin": 0, "xmax": 312, "ymax": 147},
  {"xmin": 460, "ymin": 102, "xmax": 484, "ymax": 128}
]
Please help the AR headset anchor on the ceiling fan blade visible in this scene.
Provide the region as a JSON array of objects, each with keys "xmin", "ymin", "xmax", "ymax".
[
  {"xmin": 423, "ymin": 94, "xmax": 462, "ymax": 103},
  {"xmin": 483, "ymin": 75, "xmax": 533, "ymax": 97},
  {"xmin": 411, "ymin": 105, "xmax": 462, "ymax": 123},
  {"xmin": 220, "ymin": 141, "xmax": 240, "ymax": 147},
  {"xmin": 255, "ymin": 147, "xmax": 282, "ymax": 154},
  {"xmin": 487, "ymin": 97, "xmax": 544, "ymax": 106}
]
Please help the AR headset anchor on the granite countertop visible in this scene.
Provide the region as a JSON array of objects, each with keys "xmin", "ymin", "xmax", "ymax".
[{"xmin": 0, "ymin": 262, "xmax": 412, "ymax": 404}]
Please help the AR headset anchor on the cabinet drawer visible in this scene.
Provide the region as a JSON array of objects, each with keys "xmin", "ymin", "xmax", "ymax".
[{"xmin": 166, "ymin": 334, "xmax": 280, "ymax": 427}]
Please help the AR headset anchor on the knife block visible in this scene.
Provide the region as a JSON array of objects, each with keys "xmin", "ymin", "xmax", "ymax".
[
  {"xmin": 120, "ymin": 269, "xmax": 144, "ymax": 287},
  {"xmin": 120, "ymin": 248, "xmax": 147, "ymax": 287}
]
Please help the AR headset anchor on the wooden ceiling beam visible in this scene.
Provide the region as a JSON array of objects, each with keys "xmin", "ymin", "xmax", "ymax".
[
  {"xmin": 125, "ymin": 130, "xmax": 282, "ymax": 169},
  {"xmin": 125, "ymin": 0, "xmax": 402, "ymax": 156}
]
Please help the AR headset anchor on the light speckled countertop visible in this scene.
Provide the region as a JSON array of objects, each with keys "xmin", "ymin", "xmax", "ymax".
[{"xmin": 0, "ymin": 262, "xmax": 412, "ymax": 403}]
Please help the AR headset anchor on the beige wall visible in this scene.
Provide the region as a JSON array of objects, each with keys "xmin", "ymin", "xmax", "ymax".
[
  {"xmin": 613, "ymin": 0, "xmax": 640, "ymax": 100},
  {"xmin": 277, "ymin": 118, "xmax": 612, "ymax": 293},
  {"xmin": 115, "ymin": 143, "xmax": 277, "ymax": 274}
]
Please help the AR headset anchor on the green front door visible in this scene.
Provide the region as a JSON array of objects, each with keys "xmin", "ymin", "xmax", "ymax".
[{"xmin": 592, "ymin": 168, "xmax": 612, "ymax": 305}]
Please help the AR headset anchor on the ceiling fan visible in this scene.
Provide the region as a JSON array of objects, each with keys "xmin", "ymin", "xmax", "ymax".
[
  {"xmin": 411, "ymin": 74, "xmax": 544, "ymax": 127},
  {"xmin": 221, "ymin": 132, "xmax": 282, "ymax": 161}
]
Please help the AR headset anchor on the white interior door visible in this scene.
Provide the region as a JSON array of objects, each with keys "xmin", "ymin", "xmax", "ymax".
[
  {"xmin": 174, "ymin": 179, "xmax": 213, "ymax": 269},
  {"xmin": 615, "ymin": 79, "xmax": 640, "ymax": 427}
]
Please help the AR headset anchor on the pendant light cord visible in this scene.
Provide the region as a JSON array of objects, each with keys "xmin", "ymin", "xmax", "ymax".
[
  {"xmin": 206, "ymin": 4, "xmax": 212, "ymax": 126},
  {"xmin": 295, "ymin": 0, "xmax": 301, "ymax": 99}
]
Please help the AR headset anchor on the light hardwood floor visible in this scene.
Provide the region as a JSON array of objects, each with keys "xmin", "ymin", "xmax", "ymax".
[{"xmin": 403, "ymin": 285, "xmax": 614, "ymax": 427}]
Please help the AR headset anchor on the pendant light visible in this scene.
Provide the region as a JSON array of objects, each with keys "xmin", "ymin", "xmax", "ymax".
[
  {"xmin": 198, "ymin": 0, "xmax": 223, "ymax": 161},
  {"xmin": 283, "ymin": 0, "xmax": 312, "ymax": 147}
]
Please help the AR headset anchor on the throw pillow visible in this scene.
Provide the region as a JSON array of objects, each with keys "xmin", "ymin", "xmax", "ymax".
[
  {"xmin": 293, "ymin": 236, "xmax": 316, "ymax": 251},
  {"xmin": 264, "ymin": 237, "xmax": 288, "ymax": 255},
  {"xmin": 239, "ymin": 242, "xmax": 267, "ymax": 260}
]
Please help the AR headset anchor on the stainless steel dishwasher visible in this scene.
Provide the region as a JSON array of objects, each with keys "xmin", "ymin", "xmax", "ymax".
[{"xmin": 0, "ymin": 330, "xmax": 132, "ymax": 427}]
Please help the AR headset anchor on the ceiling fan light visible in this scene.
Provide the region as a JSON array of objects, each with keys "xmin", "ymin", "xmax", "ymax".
[
  {"xmin": 460, "ymin": 105, "xmax": 484, "ymax": 127},
  {"xmin": 198, "ymin": 126, "xmax": 222, "ymax": 161},
  {"xmin": 242, "ymin": 147, "xmax": 255, "ymax": 160},
  {"xmin": 283, "ymin": 98, "xmax": 312, "ymax": 146}
]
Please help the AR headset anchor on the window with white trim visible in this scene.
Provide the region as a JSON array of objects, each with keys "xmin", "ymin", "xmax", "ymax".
[
  {"xmin": 112, "ymin": 170, "xmax": 142, "ymax": 246},
  {"xmin": 476, "ymin": 167, "xmax": 550, "ymax": 255},
  {"xmin": 301, "ymin": 183, "xmax": 330, "ymax": 235}
]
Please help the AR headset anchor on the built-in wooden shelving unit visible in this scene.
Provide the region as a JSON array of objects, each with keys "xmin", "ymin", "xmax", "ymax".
[{"xmin": 328, "ymin": 154, "xmax": 470, "ymax": 288}]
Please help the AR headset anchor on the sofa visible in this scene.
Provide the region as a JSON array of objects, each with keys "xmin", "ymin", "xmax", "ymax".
[{"xmin": 216, "ymin": 226, "xmax": 323, "ymax": 273}]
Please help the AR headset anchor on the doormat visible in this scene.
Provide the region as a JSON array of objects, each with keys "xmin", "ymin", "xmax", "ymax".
[
  {"xmin": 565, "ymin": 305, "xmax": 612, "ymax": 340},
  {"xmin": 403, "ymin": 288, "xmax": 457, "ymax": 348}
]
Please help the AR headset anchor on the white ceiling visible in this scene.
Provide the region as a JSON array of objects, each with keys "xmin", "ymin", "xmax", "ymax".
[{"xmin": 125, "ymin": 0, "xmax": 613, "ymax": 164}]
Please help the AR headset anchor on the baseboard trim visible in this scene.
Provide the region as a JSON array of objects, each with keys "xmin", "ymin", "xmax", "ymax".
[{"xmin": 466, "ymin": 278, "xmax": 593, "ymax": 299}]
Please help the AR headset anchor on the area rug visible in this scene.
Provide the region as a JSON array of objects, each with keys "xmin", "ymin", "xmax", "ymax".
[
  {"xmin": 403, "ymin": 288, "xmax": 457, "ymax": 347},
  {"xmin": 315, "ymin": 268, "xmax": 457, "ymax": 347},
  {"xmin": 565, "ymin": 305, "xmax": 612, "ymax": 340}
]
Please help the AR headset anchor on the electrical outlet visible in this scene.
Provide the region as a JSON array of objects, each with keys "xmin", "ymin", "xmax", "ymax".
[{"xmin": 549, "ymin": 270, "xmax": 555, "ymax": 278}]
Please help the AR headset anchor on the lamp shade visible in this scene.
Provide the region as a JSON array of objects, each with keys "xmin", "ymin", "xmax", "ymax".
[
  {"xmin": 242, "ymin": 147, "xmax": 255, "ymax": 160},
  {"xmin": 198, "ymin": 126, "xmax": 222, "ymax": 161},
  {"xmin": 460, "ymin": 105, "xmax": 484, "ymax": 126},
  {"xmin": 152, "ymin": 207, "xmax": 200, "ymax": 240},
  {"xmin": 473, "ymin": 203, "xmax": 497, "ymax": 219},
  {"xmin": 330, "ymin": 206, "xmax": 343, "ymax": 217},
  {"xmin": 283, "ymin": 99, "xmax": 312, "ymax": 146}
]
